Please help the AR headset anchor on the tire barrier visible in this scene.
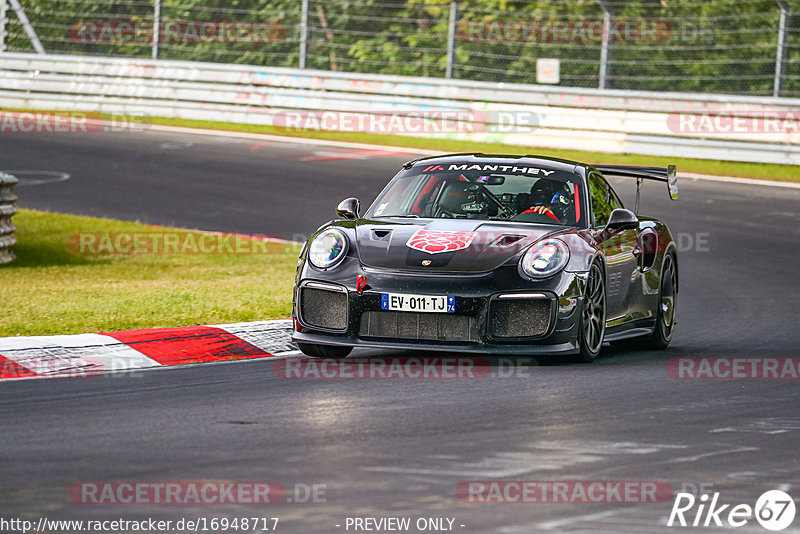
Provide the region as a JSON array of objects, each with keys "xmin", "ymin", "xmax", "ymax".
[{"xmin": 0, "ymin": 173, "xmax": 18, "ymax": 265}]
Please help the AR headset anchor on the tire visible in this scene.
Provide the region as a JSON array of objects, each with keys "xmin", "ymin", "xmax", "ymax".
[
  {"xmin": 575, "ymin": 262, "xmax": 606, "ymax": 363},
  {"xmin": 297, "ymin": 342, "xmax": 353, "ymax": 359},
  {"xmin": 640, "ymin": 252, "xmax": 677, "ymax": 350}
]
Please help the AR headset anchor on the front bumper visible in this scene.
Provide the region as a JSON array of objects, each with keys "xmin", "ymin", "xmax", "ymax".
[{"xmin": 292, "ymin": 261, "xmax": 586, "ymax": 355}]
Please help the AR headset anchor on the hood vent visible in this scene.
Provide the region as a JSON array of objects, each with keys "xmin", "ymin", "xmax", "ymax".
[{"xmin": 493, "ymin": 234, "xmax": 526, "ymax": 248}]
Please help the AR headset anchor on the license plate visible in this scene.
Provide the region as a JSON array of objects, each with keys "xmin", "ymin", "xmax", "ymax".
[{"xmin": 381, "ymin": 293, "xmax": 455, "ymax": 313}]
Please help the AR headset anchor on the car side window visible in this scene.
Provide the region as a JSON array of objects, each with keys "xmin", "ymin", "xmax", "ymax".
[
  {"xmin": 588, "ymin": 172, "xmax": 614, "ymax": 227},
  {"xmin": 608, "ymin": 183, "xmax": 625, "ymax": 211}
]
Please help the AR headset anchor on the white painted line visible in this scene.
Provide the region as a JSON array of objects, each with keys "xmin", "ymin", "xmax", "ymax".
[
  {"xmin": 662, "ymin": 444, "xmax": 759, "ymax": 464},
  {"xmin": 681, "ymin": 172, "xmax": 800, "ymax": 189},
  {"xmin": 148, "ymin": 124, "xmax": 439, "ymax": 156},
  {"xmin": 536, "ymin": 510, "xmax": 623, "ymax": 531},
  {"xmin": 148, "ymin": 124, "xmax": 800, "ymax": 190}
]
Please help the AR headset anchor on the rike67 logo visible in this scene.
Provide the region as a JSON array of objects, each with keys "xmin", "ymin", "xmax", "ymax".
[{"xmin": 668, "ymin": 490, "xmax": 796, "ymax": 531}]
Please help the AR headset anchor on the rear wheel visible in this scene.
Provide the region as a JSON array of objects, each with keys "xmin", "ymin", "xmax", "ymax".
[
  {"xmin": 297, "ymin": 343, "xmax": 353, "ymax": 359},
  {"xmin": 576, "ymin": 262, "xmax": 606, "ymax": 362},
  {"xmin": 641, "ymin": 253, "xmax": 677, "ymax": 349}
]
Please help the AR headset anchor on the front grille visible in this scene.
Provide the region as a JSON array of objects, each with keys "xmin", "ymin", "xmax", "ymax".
[
  {"xmin": 300, "ymin": 287, "xmax": 348, "ymax": 330},
  {"xmin": 490, "ymin": 298, "xmax": 552, "ymax": 338},
  {"xmin": 359, "ymin": 311, "xmax": 479, "ymax": 342}
]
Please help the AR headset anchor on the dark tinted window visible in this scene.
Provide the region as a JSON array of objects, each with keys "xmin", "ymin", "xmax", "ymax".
[{"xmin": 367, "ymin": 163, "xmax": 584, "ymax": 226}]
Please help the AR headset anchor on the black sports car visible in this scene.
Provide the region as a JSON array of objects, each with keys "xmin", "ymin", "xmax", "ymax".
[{"xmin": 292, "ymin": 154, "xmax": 678, "ymax": 362}]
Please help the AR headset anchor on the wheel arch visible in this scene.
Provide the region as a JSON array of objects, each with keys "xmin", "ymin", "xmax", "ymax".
[
  {"xmin": 591, "ymin": 251, "xmax": 606, "ymax": 275},
  {"xmin": 662, "ymin": 244, "xmax": 678, "ymax": 295}
]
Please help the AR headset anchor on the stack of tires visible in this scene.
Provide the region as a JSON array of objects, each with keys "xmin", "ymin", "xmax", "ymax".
[{"xmin": 0, "ymin": 173, "xmax": 18, "ymax": 265}]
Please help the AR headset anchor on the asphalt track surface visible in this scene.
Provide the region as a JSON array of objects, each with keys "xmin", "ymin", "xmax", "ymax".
[{"xmin": 2, "ymin": 128, "xmax": 800, "ymax": 533}]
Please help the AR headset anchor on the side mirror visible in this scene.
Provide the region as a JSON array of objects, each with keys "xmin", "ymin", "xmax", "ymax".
[
  {"xmin": 336, "ymin": 198, "xmax": 360, "ymax": 220},
  {"xmin": 606, "ymin": 208, "xmax": 639, "ymax": 231},
  {"xmin": 667, "ymin": 165, "xmax": 678, "ymax": 201}
]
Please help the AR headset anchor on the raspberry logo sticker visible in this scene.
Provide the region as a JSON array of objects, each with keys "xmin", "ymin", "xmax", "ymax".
[{"xmin": 406, "ymin": 230, "xmax": 478, "ymax": 254}]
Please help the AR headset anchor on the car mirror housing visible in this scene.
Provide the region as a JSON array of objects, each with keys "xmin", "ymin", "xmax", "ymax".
[
  {"xmin": 667, "ymin": 165, "xmax": 678, "ymax": 200},
  {"xmin": 336, "ymin": 198, "xmax": 360, "ymax": 220},
  {"xmin": 606, "ymin": 208, "xmax": 639, "ymax": 231}
]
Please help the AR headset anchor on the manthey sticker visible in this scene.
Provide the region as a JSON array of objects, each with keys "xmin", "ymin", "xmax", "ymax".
[
  {"xmin": 406, "ymin": 230, "xmax": 478, "ymax": 254},
  {"xmin": 420, "ymin": 163, "xmax": 556, "ymax": 176}
]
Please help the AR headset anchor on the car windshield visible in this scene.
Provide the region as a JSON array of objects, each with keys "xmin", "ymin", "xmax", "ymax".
[{"xmin": 367, "ymin": 164, "xmax": 584, "ymax": 226}]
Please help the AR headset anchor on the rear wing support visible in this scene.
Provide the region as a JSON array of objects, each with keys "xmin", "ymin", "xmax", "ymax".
[{"xmin": 593, "ymin": 164, "xmax": 678, "ymax": 214}]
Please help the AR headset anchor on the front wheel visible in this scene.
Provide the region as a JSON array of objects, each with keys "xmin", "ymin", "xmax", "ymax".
[
  {"xmin": 297, "ymin": 342, "xmax": 353, "ymax": 359},
  {"xmin": 575, "ymin": 262, "xmax": 606, "ymax": 362}
]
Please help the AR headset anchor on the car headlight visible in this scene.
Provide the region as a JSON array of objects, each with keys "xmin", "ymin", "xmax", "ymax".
[
  {"xmin": 521, "ymin": 239, "xmax": 570, "ymax": 278},
  {"xmin": 308, "ymin": 228, "xmax": 348, "ymax": 269}
]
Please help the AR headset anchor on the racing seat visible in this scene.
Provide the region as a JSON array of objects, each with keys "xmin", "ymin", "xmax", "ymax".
[
  {"xmin": 414, "ymin": 193, "xmax": 435, "ymax": 216},
  {"xmin": 436, "ymin": 182, "xmax": 473, "ymax": 216}
]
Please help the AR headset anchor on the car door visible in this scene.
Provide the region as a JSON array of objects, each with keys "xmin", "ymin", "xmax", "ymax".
[{"xmin": 588, "ymin": 172, "xmax": 639, "ymax": 322}]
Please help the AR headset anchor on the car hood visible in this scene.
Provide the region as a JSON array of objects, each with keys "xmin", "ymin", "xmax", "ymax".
[{"xmin": 355, "ymin": 218, "xmax": 562, "ymax": 272}]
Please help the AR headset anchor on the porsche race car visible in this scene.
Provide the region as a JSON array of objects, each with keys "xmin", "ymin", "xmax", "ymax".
[{"xmin": 292, "ymin": 154, "xmax": 678, "ymax": 362}]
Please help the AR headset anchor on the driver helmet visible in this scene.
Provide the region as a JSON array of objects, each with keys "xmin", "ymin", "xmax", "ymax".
[{"xmin": 530, "ymin": 180, "xmax": 571, "ymax": 218}]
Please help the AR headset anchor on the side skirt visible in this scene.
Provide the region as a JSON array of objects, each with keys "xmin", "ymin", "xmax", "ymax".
[{"xmin": 604, "ymin": 318, "xmax": 656, "ymax": 342}]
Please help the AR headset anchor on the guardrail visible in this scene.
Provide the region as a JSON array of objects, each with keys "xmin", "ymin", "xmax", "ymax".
[
  {"xmin": 0, "ymin": 172, "xmax": 18, "ymax": 265},
  {"xmin": 1, "ymin": 52, "xmax": 799, "ymax": 165}
]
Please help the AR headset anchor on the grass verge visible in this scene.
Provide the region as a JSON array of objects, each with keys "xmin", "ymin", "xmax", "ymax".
[{"xmin": 0, "ymin": 209, "xmax": 298, "ymax": 336}]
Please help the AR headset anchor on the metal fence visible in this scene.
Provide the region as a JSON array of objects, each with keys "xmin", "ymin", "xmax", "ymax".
[
  {"xmin": 2, "ymin": 0, "xmax": 799, "ymax": 98},
  {"xmin": 2, "ymin": 53, "xmax": 798, "ymax": 165}
]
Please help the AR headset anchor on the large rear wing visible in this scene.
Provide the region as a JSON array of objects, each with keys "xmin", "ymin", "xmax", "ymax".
[{"xmin": 593, "ymin": 164, "xmax": 678, "ymax": 202}]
